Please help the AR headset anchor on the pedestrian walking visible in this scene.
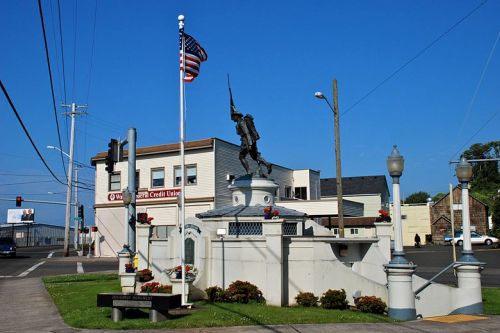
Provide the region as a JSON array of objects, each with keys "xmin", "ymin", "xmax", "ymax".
[{"xmin": 414, "ymin": 233, "xmax": 421, "ymax": 248}]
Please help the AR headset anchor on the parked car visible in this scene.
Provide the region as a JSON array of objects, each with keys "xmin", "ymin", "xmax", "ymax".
[
  {"xmin": 0, "ymin": 237, "xmax": 16, "ymax": 257},
  {"xmin": 444, "ymin": 231, "xmax": 462, "ymax": 243},
  {"xmin": 451, "ymin": 231, "xmax": 499, "ymax": 246}
]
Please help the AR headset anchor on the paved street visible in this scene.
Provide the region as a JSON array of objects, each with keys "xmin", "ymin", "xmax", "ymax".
[
  {"xmin": 405, "ymin": 244, "xmax": 500, "ymax": 287},
  {"xmin": 0, "ymin": 245, "xmax": 117, "ymax": 279}
]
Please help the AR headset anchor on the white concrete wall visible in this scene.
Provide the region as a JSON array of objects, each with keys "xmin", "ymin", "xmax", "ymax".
[{"xmin": 94, "ymin": 207, "xmax": 126, "ymax": 257}]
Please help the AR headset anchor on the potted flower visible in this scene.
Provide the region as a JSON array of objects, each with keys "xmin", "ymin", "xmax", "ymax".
[
  {"xmin": 140, "ymin": 282, "xmax": 172, "ymax": 293},
  {"xmin": 263, "ymin": 206, "xmax": 280, "ymax": 220},
  {"xmin": 138, "ymin": 268, "xmax": 154, "ymax": 282},
  {"xmin": 375, "ymin": 209, "xmax": 391, "ymax": 222},
  {"xmin": 166, "ymin": 264, "xmax": 198, "ymax": 280},
  {"xmin": 124, "ymin": 263, "xmax": 135, "ymax": 273}
]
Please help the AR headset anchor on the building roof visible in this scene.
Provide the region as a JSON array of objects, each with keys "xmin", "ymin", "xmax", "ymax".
[
  {"xmin": 91, "ymin": 138, "xmax": 215, "ymax": 165},
  {"xmin": 320, "ymin": 175, "xmax": 389, "ymax": 197},
  {"xmin": 196, "ymin": 204, "xmax": 306, "ymax": 219},
  {"xmin": 319, "ymin": 217, "xmax": 378, "ymax": 228}
]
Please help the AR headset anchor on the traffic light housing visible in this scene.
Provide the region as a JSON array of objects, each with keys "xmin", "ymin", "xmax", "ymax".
[
  {"xmin": 78, "ymin": 204, "xmax": 84, "ymax": 219},
  {"xmin": 105, "ymin": 139, "xmax": 119, "ymax": 173},
  {"xmin": 15, "ymin": 196, "xmax": 22, "ymax": 207}
]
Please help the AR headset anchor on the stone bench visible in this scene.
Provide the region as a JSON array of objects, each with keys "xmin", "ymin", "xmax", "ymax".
[{"xmin": 97, "ymin": 292, "xmax": 182, "ymax": 322}]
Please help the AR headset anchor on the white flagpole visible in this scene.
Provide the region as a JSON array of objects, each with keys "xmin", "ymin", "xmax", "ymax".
[{"xmin": 178, "ymin": 14, "xmax": 187, "ymax": 306}]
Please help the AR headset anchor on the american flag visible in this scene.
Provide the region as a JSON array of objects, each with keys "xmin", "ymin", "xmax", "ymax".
[{"xmin": 180, "ymin": 32, "xmax": 207, "ymax": 82}]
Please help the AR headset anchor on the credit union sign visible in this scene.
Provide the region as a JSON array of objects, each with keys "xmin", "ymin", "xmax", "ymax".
[{"xmin": 108, "ymin": 189, "xmax": 181, "ymax": 201}]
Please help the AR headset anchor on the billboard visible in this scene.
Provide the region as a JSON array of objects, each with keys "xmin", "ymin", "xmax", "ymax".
[{"xmin": 7, "ymin": 208, "xmax": 35, "ymax": 223}]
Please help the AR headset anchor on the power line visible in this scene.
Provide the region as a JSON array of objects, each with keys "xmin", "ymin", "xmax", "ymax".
[
  {"xmin": 342, "ymin": 0, "xmax": 489, "ymax": 117},
  {"xmin": 450, "ymin": 108, "xmax": 500, "ymax": 158},
  {"xmin": 37, "ymin": 0, "xmax": 67, "ymax": 180},
  {"xmin": 71, "ymin": 0, "xmax": 79, "ymax": 100},
  {"xmin": 0, "ymin": 80, "xmax": 66, "ymax": 186},
  {"xmin": 57, "ymin": 0, "xmax": 67, "ymax": 104},
  {"xmin": 455, "ymin": 31, "xmax": 500, "ymax": 149},
  {"xmin": 85, "ymin": 0, "xmax": 98, "ymax": 104}
]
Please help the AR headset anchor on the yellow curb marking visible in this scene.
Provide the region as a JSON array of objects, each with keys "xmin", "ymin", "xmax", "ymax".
[{"xmin": 424, "ymin": 314, "xmax": 488, "ymax": 323}]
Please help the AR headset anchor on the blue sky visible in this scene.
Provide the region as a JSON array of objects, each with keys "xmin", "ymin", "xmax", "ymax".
[{"xmin": 1, "ymin": 0, "xmax": 499, "ymax": 227}]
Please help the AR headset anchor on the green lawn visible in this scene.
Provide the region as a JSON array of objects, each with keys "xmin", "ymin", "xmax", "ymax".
[
  {"xmin": 482, "ymin": 287, "xmax": 500, "ymax": 315},
  {"xmin": 43, "ymin": 273, "xmax": 393, "ymax": 330}
]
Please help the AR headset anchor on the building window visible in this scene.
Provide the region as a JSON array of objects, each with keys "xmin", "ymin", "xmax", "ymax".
[
  {"xmin": 174, "ymin": 165, "xmax": 197, "ymax": 186},
  {"xmin": 285, "ymin": 186, "xmax": 292, "ymax": 198},
  {"xmin": 333, "ymin": 228, "xmax": 339, "ymax": 235},
  {"xmin": 151, "ymin": 168, "xmax": 165, "ymax": 188},
  {"xmin": 294, "ymin": 187, "xmax": 307, "ymax": 200},
  {"xmin": 109, "ymin": 172, "xmax": 121, "ymax": 191},
  {"xmin": 185, "ymin": 238, "xmax": 195, "ymax": 265},
  {"xmin": 135, "ymin": 171, "xmax": 140, "ymax": 190},
  {"xmin": 350, "ymin": 228, "xmax": 359, "ymax": 235}
]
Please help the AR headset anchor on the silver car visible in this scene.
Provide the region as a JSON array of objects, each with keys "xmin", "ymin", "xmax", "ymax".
[{"xmin": 452, "ymin": 231, "xmax": 499, "ymax": 246}]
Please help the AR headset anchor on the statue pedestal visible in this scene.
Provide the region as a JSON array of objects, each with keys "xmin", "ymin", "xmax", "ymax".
[{"xmin": 229, "ymin": 175, "xmax": 279, "ymax": 207}]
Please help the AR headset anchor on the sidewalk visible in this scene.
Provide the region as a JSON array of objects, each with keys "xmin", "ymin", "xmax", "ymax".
[{"xmin": 1, "ymin": 276, "xmax": 499, "ymax": 333}]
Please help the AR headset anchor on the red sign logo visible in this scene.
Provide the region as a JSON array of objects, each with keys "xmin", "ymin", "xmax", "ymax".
[{"xmin": 108, "ymin": 189, "xmax": 181, "ymax": 201}]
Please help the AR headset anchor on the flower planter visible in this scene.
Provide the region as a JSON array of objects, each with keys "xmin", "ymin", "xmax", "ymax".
[{"xmin": 119, "ymin": 272, "xmax": 137, "ymax": 293}]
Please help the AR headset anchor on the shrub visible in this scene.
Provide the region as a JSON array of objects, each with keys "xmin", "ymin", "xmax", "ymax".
[
  {"xmin": 225, "ymin": 280, "xmax": 265, "ymax": 304},
  {"xmin": 140, "ymin": 282, "xmax": 172, "ymax": 293},
  {"xmin": 320, "ymin": 289, "xmax": 348, "ymax": 309},
  {"xmin": 355, "ymin": 296, "xmax": 387, "ymax": 314},
  {"xmin": 295, "ymin": 292, "xmax": 318, "ymax": 307},
  {"xmin": 205, "ymin": 286, "xmax": 227, "ymax": 302}
]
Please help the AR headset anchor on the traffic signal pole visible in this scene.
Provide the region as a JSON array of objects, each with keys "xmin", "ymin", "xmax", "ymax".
[
  {"xmin": 74, "ymin": 166, "xmax": 79, "ymax": 250},
  {"xmin": 127, "ymin": 128, "xmax": 137, "ymax": 252}
]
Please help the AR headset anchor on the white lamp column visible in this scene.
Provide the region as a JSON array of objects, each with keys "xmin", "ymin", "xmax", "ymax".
[
  {"xmin": 384, "ymin": 145, "xmax": 417, "ymax": 321},
  {"xmin": 453, "ymin": 156, "xmax": 484, "ymax": 314}
]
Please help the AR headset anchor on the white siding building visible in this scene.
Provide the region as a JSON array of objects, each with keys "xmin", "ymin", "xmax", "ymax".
[{"xmin": 91, "ymin": 138, "xmax": 322, "ymax": 257}]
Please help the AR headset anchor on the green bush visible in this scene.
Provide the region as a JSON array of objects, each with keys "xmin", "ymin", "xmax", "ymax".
[
  {"xmin": 295, "ymin": 292, "xmax": 318, "ymax": 307},
  {"xmin": 225, "ymin": 280, "xmax": 265, "ymax": 304},
  {"xmin": 205, "ymin": 286, "xmax": 227, "ymax": 302},
  {"xmin": 354, "ymin": 296, "xmax": 387, "ymax": 314},
  {"xmin": 320, "ymin": 289, "xmax": 348, "ymax": 309}
]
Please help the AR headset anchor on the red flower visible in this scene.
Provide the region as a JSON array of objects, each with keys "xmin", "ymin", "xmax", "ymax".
[{"xmin": 272, "ymin": 210, "xmax": 279, "ymax": 216}]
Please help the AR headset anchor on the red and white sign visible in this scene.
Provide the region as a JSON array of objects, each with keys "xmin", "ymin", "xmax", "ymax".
[{"xmin": 108, "ymin": 189, "xmax": 181, "ymax": 201}]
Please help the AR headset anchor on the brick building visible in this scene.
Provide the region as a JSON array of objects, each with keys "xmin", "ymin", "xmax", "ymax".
[{"xmin": 430, "ymin": 186, "xmax": 489, "ymax": 243}]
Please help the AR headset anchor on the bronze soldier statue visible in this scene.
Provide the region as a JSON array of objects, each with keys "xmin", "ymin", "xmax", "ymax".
[{"xmin": 229, "ymin": 80, "xmax": 272, "ymax": 176}]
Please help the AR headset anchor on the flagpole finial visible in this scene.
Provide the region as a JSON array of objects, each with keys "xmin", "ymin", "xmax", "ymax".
[{"xmin": 178, "ymin": 15, "xmax": 185, "ymax": 29}]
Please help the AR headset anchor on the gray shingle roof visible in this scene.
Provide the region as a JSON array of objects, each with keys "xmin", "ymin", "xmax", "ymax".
[
  {"xmin": 321, "ymin": 175, "xmax": 389, "ymax": 197},
  {"xmin": 196, "ymin": 204, "xmax": 306, "ymax": 219}
]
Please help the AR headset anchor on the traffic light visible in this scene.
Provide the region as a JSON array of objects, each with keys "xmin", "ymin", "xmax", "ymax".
[
  {"xmin": 15, "ymin": 196, "xmax": 22, "ymax": 207},
  {"xmin": 105, "ymin": 139, "xmax": 119, "ymax": 173},
  {"xmin": 137, "ymin": 213, "xmax": 148, "ymax": 224},
  {"xmin": 78, "ymin": 204, "xmax": 84, "ymax": 219}
]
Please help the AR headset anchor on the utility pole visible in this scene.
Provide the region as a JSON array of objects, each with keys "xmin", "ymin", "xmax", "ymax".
[
  {"xmin": 62, "ymin": 102, "xmax": 86, "ymax": 257},
  {"xmin": 127, "ymin": 128, "xmax": 137, "ymax": 252},
  {"xmin": 333, "ymin": 80, "xmax": 344, "ymax": 238}
]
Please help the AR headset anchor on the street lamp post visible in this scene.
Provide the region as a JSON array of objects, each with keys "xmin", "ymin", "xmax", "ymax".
[
  {"xmin": 386, "ymin": 145, "xmax": 407, "ymax": 264},
  {"xmin": 455, "ymin": 156, "xmax": 477, "ymax": 262},
  {"xmin": 315, "ymin": 79, "xmax": 344, "ymax": 237},
  {"xmin": 47, "ymin": 145, "xmax": 79, "ymax": 250},
  {"xmin": 384, "ymin": 145, "xmax": 417, "ymax": 321},
  {"xmin": 452, "ymin": 156, "xmax": 484, "ymax": 314}
]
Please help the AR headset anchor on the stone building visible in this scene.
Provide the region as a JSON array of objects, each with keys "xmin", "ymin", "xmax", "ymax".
[{"xmin": 430, "ymin": 186, "xmax": 489, "ymax": 243}]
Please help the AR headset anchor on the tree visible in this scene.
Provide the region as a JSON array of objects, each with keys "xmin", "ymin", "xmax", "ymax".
[
  {"xmin": 463, "ymin": 141, "xmax": 500, "ymax": 208},
  {"xmin": 492, "ymin": 195, "xmax": 500, "ymax": 238},
  {"xmin": 404, "ymin": 191, "xmax": 430, "ymax": 204},
  {"xmin": 432, "ymin": 192, "xmax": 446, "ymax": 202}
]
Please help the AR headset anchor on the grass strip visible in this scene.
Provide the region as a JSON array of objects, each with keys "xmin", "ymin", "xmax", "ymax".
[{"xmin": 43, "ymin": 273, "xmax": 392, "ymax": 329}]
